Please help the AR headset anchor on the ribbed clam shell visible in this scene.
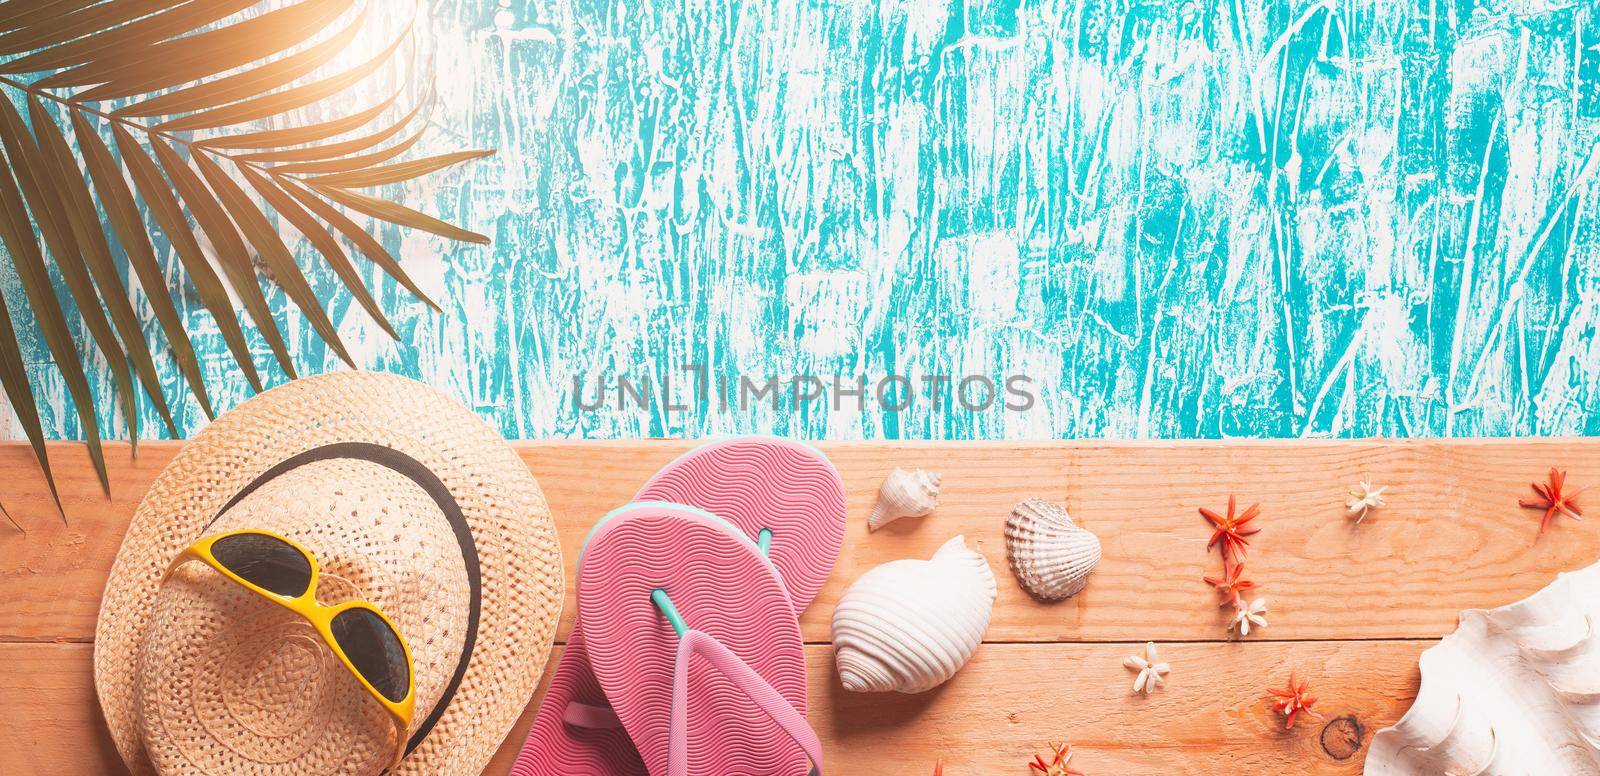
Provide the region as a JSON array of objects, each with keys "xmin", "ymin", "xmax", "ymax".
[
  {"xmin": 1004, "ymin": 498, "xmax": 1101, "ymax": 601},
  {"xmin": 867, "ymin": 468, "xmax": 942, "ymax": 531},
  {"xmin": 831, "ymin": 535, "xmax": 996, "ymax": 693}
]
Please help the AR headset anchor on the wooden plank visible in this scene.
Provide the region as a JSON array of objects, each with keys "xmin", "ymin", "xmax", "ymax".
[
  {"xmin": 0, "ymin": 643, "xmax": 128, "ymax": 775},
  {"xmin": 2, "ymin": 439, "xmax": 1598, "ymax": 644},
  {"xmin": 3, "ymin": 640, "xmax": 1424, "ymax": 775}
]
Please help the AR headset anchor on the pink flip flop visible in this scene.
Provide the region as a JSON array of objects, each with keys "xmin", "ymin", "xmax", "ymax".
[
  {"xmin": 634, "ymin": 437, "xmax": 846, "ymax": 609},
  {"xmin": 579, "ymin": 503, "xmax": 821, "ymax": 775},
  {"xmin": 510, "ymin": 629, "xmax": 646, "ymax": 775},
  {"xmin": 513, "ymin": 438, "xmax": 844, "ymax": 775}
]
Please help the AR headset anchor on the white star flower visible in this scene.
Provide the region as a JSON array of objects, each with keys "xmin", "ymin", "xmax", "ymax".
[
  {"xmin": 1346, "ymin": 478, "xmax": 1388, "ymax": 524},
  {"xmin": 1122, "ymin": 641, "xmax": 1170, "ymax": 694},
  {"xmin": 1232, "ymin": 597, "xmax": 1269, "ymax": 636}
]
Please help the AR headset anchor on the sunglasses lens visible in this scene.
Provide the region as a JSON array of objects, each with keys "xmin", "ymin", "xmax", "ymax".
[
  {"xmin": 209, "ymin": 533, "xmax": 313, "ymax": 597},
  {"xmin": 331, "ymin": 607, "xmax": 411, "ymax": 703}
]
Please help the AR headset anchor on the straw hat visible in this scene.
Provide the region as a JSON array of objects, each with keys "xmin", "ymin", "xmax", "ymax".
[{"xmin": 93, "ymin": 371, "xmax": 564, "ymax": 775}]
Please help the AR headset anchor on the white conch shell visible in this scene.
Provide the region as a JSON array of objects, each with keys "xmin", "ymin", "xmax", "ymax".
[
  {"xmin": 1366, "ymin": 562, "xmax": 1600, "ymax": 775},
  {"xmin": 867, "ymin": 468, "xmax": 941, "ymax": 531},
  {"xmin": 831, "ymin": 535, "xmax": 996, "ymax": 693},
  {"xmin": 1004, "ymin": 498, "xmax": 1101, "ymax": 601}
]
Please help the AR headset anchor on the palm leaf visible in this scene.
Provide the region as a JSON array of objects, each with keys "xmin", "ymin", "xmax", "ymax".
[
  {"xmin": 0, "ymin": 2, "xmax": 101, "ymax": 36},
  {"xmin": 147, "ymin": 134, "xmax": 299, "ymax": 380},
  {"xmin": 0, "ymin": 0, "xmax": 493, "ymax": 522},
  {"xmin": 237, "ymin": 91, "xmax": 429, "ymax": 163},
  {"xmin": 72, "ymin": 111, "xmax": 214, "ymax": 419},
  {"xmin": 192, "ymin": 151, "xmax": 354, "ymax": 365},
  {"xmin": 155, "ymin": 20, "xmax": 404, "ymax": 132},
  {"xmin": 0, "ymin": 0, "xmax": 256, "ymax": 64},
  {"xmin": 0, "ymin": 286, "xmax": 52, "ymax": 528},
  {"xmin": 0, "ymin": 496, "xmax": 21, "ymax": 532},
  {"xmin": 30, "ymin": 97, "xmax": 178, "ymax": 440},
  {"xmin": 310, "ymin": 183, "xmax": 490, "ymax": 244},
  {"xmin": 112, "ymin": 124, "xmax": 264, "ymax": 393},
  {"xmin": 239, "ymin": 165, "xmax": 395, "ymax": 337},
  {"xmin": 0, "ymin": 138, "xmax": 109, "ymax": 498},
  {"xmin": 268, "ymin": 120, "xmax": 425, "ymax": 174},
  {"xmin": 195, "ymin": 84, "xmax": 403, "ymax": 149},
  {"xmin": 277, "ymin": 176, "xmax": 439, "ymax": 310},
  {"xmin": 0, "ymin": 95, "xmax": 136, "ymax": 465},
  {"xmin": 0, "ymin": 218, "xmax": 64, "ymax": 521},
  {"xmin": 72, "ymin": 0, "xmax": 355, "ymax": 99},
  {"xmin": 116, "ymin": 6, "xmax": 368, "ymax": 118},
  {"xmin": 306, "ymin": 149, "xmax": 493, "ymax": 188}
]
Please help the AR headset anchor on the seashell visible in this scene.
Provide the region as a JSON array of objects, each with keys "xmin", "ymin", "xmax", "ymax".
[
  {"xmin": 831, "ymin": 535, "xmax": 996, "ymax": 693},
  {"xmin": 867, "ymin": 468, "xmax": 942, "ymax": 531},
  {"xmin": 1366, "ymin": 563, "xmax": 1600, "ymax": 775},
  {"xmin": 1004, "ymin": 498, "xmax": 1101, "ymax": 601}
]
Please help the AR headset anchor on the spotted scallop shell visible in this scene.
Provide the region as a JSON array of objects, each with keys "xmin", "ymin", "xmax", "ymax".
[{"xmin": 1004, "ymin": 498, "xmax": 1101, "ymax": 601}]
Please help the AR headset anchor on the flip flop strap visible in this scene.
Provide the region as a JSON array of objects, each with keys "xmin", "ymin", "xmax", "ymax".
[
  {"xmin": 562, "ymin": 700, "xmax": 623, "ymax": 729},
  {"xmin": 669, "ymin": 628, "xmax": 824, "ymax": 776}
]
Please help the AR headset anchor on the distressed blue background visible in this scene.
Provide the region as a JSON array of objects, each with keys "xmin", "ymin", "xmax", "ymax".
[{"xmin": 5, "ymin": 0, "xmax": 1600, "ymax": 441}]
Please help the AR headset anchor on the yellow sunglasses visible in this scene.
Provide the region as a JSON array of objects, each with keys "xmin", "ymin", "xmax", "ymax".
[{"xmin": 164, "ymin": 529, "xmax": 416, "ymax": 769}]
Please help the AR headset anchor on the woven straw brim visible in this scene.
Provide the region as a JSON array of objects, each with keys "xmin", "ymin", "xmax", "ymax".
[{"xmin": 93, "ymin": 371, "xmax": 564, "ymax": 775}]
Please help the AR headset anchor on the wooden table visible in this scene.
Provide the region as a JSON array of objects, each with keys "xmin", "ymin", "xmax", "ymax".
[{"xmin": 3, "ymin": 439, "xmax": 1597, "ymax": 775}]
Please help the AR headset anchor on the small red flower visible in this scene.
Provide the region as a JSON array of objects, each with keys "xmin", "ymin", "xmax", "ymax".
[
  {"xmin": 1029, "ymin": 741, "xmax": 1086, "ymax": 776},
  {"xmin": 1520, "ymin": 468, "xmax": 1586, "ymax": 537},
  {"xmin": 1203, "ymin": 561, "xmax": 1257, "ymax": 609},
  {"xmin": 1267, "ymin": 674, "xmax": 1321, "ymax": 730},
  {"xmin": 1200, "ymin": 495, "xmax": 1261, "ymax": 564}
]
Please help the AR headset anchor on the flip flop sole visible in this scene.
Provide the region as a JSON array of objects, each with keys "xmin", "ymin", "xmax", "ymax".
[
  {"xmin": 510, "ymin": 627, "xmax": 645, "ymax": 776},
  {"xmin": 579, "ymin": 503, "xmax": 810, "ymax": 775},
  {"xmin": 635, "ymin": 438, "xmax": 845, "ymax": 610}
]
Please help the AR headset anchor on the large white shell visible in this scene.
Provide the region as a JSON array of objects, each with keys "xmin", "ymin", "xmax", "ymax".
[
  {"xmin": 831, "ymin": 535, "xmax": 996, "ymax": 693},
  {"xmin": 1366, "ymin": 562, "xmax": 1600, "ymax": 775},
  {"xmin": 868, "ymin": 468, "xmax": 941, "ymax": 531},
  {"xmin": 1004, "ymin": 498, "xmax": 1101, "ymax": 601}
]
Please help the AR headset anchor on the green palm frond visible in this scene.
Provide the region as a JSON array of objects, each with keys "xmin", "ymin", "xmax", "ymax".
[{"xmin": 0, "ymin": 0, "xmax": 493, "ymax": 521}]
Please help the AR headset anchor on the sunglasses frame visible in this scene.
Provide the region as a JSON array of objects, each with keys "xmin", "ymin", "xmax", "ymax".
[{"xmin": 164, "ymin": 528, "xmax": 417, "ymax": 769}]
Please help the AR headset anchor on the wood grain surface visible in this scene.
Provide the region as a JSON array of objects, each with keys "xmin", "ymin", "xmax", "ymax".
[{"xmin": 2, "ymin": 438, "xmax": 1596, "ymax": 774}]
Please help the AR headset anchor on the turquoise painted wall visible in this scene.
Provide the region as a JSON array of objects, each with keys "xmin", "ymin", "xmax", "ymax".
[{"xmin": 5, "ymin": 0, "xmax": 1600, "ymax": 440}]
